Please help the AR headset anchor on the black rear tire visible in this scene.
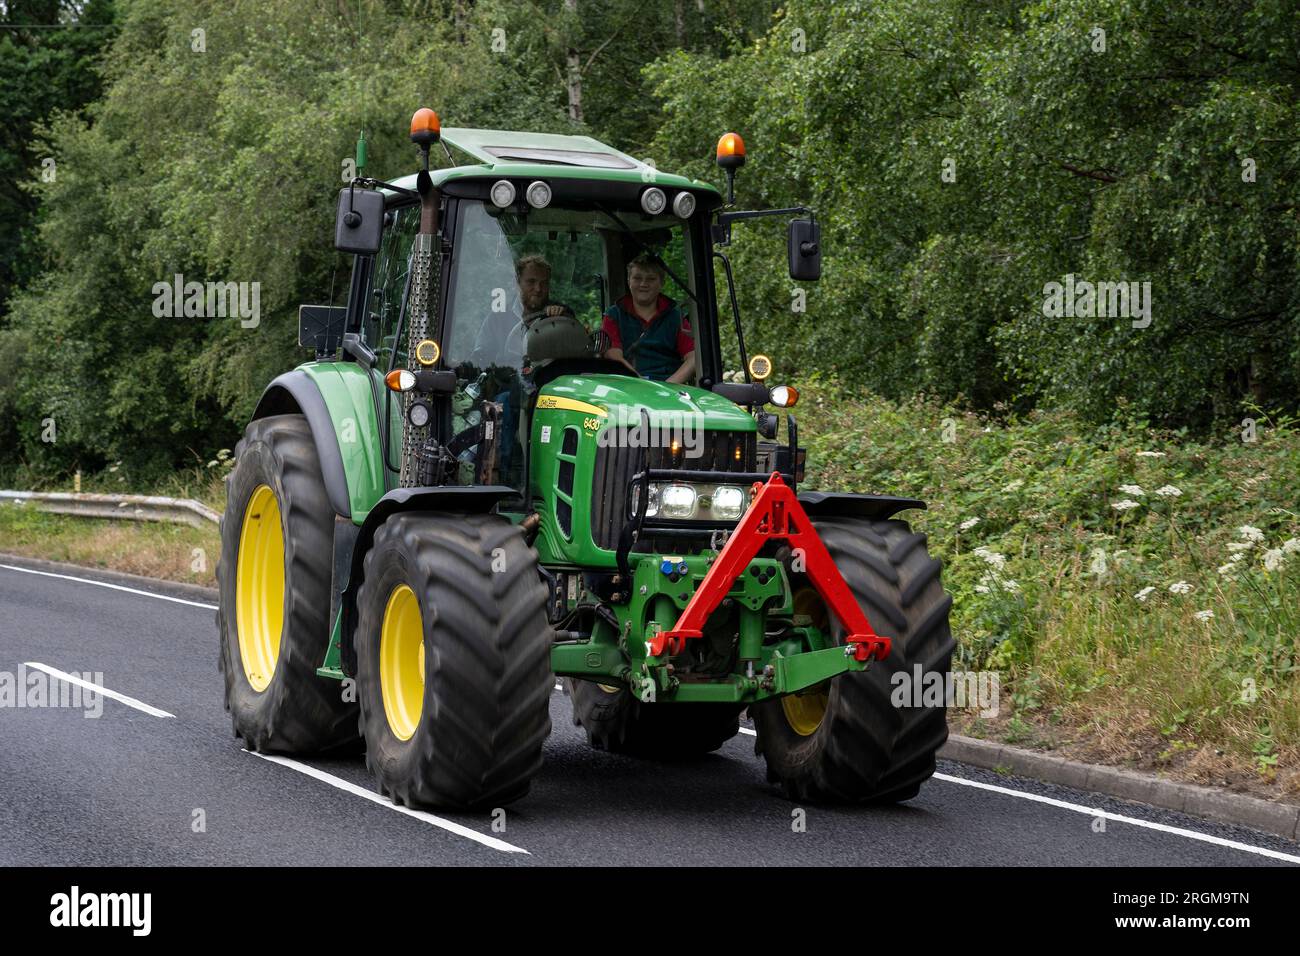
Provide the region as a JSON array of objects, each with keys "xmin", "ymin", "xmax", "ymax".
[
  {"xmin": 216, "ymin": 414, "xmax": 360, "ymax": 754},
  {"xmin": 567, "ymin": 678, "xmax": 742, "ymax": 757},
  {"xmin": 750, "ymin": 517, "xmax": 954, "ymax": 803},
  {"xmin": 354, "ymin": 512, "xmax": 553, "ymax": 810}
]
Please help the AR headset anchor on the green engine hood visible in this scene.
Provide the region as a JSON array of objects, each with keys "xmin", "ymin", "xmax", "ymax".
[{"xmin": 538, "ymin": 374, "xmax": 757, "ymax": 432}]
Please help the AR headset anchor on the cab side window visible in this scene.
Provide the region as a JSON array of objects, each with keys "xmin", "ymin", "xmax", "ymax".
[{"xmin": 365, "ymin": 203, "xmax": 420, "ymax": 366}]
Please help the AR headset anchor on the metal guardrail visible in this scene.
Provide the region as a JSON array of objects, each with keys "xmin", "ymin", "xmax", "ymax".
[{"xmin": 0, "ymin": 491, "xmax": 221, "ymax": 529}]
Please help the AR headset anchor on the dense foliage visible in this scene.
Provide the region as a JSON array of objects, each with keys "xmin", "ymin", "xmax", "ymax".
[{"xmin": 1, "ymin": 0, "xmax": 1297, "ymax": 481}]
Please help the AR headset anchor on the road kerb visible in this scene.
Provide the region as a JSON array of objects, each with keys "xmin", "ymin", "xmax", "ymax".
[{"xmin": 941, "ymin": 734, "xmax": 1300, "ymax": 843}]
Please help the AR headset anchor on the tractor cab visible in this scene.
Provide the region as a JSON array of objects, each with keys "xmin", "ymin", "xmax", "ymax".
[{"xmin": 350, "ymin": 126, "xmax": 724, "ymax": 497}]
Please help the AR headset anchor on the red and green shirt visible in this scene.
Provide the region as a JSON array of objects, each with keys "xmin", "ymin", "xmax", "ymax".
[{"xmin": 601, "ymin": 294, "xmax": 694, "ymax": 381}]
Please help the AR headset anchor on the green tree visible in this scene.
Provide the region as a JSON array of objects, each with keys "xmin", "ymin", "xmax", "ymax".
[
  {"xmin": 0, "ymin": 0, "xmax": 116, "ymax": 314},
  {"xmin": 650, "ymin": 0, "xmax": 1300, "ymax": 426}
]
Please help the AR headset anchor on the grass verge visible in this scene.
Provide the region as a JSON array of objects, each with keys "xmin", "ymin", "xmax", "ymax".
[{"xmin": 0, "ymin": 504, "xmax": 219, "ymax": 588}]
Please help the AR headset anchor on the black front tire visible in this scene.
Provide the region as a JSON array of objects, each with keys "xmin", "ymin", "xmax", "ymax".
[
  {"xmin": 751, "ymin": 517, "xmax": 955, "ymax": 803},
  {"xmin": 354, "ymin": 512, "xmax": 553, "ymax": 810}
]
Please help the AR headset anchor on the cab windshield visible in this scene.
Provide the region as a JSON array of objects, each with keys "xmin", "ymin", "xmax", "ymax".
[
  {"xmin": 441, "ymin": 198, "xmax": 700, "ymax": 488},
  {"xmin": 444, "ymin": 200, "xmax": 698, "ymax": 379}
]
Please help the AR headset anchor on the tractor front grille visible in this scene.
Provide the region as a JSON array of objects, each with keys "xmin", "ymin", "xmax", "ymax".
[{"xmin": 589, "ymin": 429, "xmax": 756, "ymax": 550}]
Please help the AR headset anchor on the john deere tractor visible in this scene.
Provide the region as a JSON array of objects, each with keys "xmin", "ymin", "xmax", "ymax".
[{"xmin": 216, "ymin": 109, "xmax": 955, "ymax": 810}]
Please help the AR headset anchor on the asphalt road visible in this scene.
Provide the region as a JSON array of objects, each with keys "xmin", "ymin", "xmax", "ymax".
[{"xmin": 1, "ymin": 559, "xmax": 1297, "ymax": 867}]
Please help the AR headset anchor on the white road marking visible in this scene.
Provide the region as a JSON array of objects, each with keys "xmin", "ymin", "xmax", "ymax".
[
  {"xmin": 0, "ymin": 563, "xmax": 217, "ymax": 610},
  {"xmin": 739, "ymin": 727, "xmax": 756, "ymax": 736},
  {"xmin": 934, "ymin": 772, "xmax": 1300, "ymax": 865},
  {"xmin": 245, "ymin": 751, "xmax": 530, "ymax": 855},
  {"xmin": 23, "ymin": 661, "xmax": 175, "ymax": 718}
]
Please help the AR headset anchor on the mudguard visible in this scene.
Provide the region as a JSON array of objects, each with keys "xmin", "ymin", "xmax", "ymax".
[
  {"xmin": 251, "ymin": 363, "xmax": 389, "ymax": 522},
  {"xmin": 796, "ymin": 490, "xmax": 926, "ymax": 520}
]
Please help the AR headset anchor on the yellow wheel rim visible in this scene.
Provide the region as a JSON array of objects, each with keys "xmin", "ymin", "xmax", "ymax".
[
  {"xmin": 380, "ymin": 584, "xmax": 425, "ymax": 741},
  {"xmin": 235, "ymin": 484, "xmax": 285, "ymax": 692},
  {"xmin": 782, "ymin": 688, "xmax": 829, "ymax": 736},
  {"xmin": 782, "ymin": 586, "xmax": 832, "ymax": 735}
]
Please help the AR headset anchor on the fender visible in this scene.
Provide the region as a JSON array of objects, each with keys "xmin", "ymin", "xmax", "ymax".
[
  {"xmin": 796, "ymin": 490, "xmax": 927, "ymax": 521},
  {"xmin": 251, "ymin": 363, "xmax": 388, "ymax": 522}
]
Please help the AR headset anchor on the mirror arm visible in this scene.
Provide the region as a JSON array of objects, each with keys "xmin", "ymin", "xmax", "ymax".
[
  {"xmin": 713, "ymin": 206, "xmax": 813, "ymax": 246},
  {"xmin": 349, "ymin": 176, "xmax": 420, "ymax": 200},
  {"xmin": 715, "ymin": 205, "xmax": 813, "ymax": 228}
]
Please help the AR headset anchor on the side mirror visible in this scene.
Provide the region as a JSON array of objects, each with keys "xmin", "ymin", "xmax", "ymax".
[
  {"xmin": 788, "ymin": 219, "xmax": 821, "ymax": 282},
  {"xmin": 335, "ymin": 187, "xmax": 385, "ymax": 255}
]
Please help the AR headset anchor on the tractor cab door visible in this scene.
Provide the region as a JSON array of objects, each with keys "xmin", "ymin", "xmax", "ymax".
[{"xmin": 359, "ymin": 201, "xmax": 421, "ymax": 490}]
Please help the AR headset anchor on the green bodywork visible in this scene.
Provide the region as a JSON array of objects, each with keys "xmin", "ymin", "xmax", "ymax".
[
  {"xmin": 306, "ymin": 128, "xmax": 872, "ymax": 701},
  {"xmin": 527, "ymin": 374, "xmax": 755, "ymax": 568},
  {"xmin": 299, "ymin": 360, "xmax": 391, "ymax": 523}
]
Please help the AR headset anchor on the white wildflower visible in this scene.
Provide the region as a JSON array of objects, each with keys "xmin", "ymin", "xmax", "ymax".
[
  {"xmin": 1002, "ymin": 579, "xmax": 1021, "ymax": 593},
  {"xmin": 974, "ymin": 584, "xmax": 990, "ymax": 594},
  {"xmin": 1003, "ymin": 479, "xmax": 1024, "ymax": 492},
  {"xmin": 1119, "ymin": 484, "xmax": 1145, "ymax": 496},
  {"xmin": 1168, "ymin": 580, "xmax": 1192, "ymax": 594},
  {"xmin": 1154, "ymin": 485, "xmax": 1182, "ymax": 497},
  {"xmin": 1135, "ymin": 451, "xmax": 1166, "ymax": 458},
  {"xmin": 1193, "ymin": 610, "xmax": 1214, "ymax": 622},
  {"xmin": 959, "ymin": 517, "xmax": 980, "ymax": 531},
  {"xmin": 1112, "ymin": 499, "xmax": 1140, "ymax": 512},
  {"xmin": 1226, "ymin": 541, "xmax": 1253, "ymax": 552},
  {"xmin": 1217, "ymin": 564, "xmax": 1238, "ymax": 575},
  {"xmin": 1281, "ymin": 538, "xmax": 1300, "ymax": 555},
  {"xmin": 1263, "ymin": 549, "xmax": 1284, "ymax": 572},
  {"xmin": 973, "ymin": 547, "xmax": 1007, "ymax": 569},
  {"xmin": 1238, "ymin": 525, "xmax": 1266, "ymax": 542},
  {"xmin": 1134, "ymin": 586, "xmax": 1156, "ymax": 602}
]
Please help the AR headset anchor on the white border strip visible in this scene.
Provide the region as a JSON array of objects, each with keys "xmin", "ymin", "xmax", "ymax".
[
  {"xmin": 0, "ymin": 563, "xmax": 217, "ymax": 610},
  {"xmin": 24, "ymin": 661, "xmax": 175, "ymax": 719},
  {"xmin": 934, "ymin": 772, "xmax": 1300, "ymax": 864},
  {"xmin": 246, "ymin": 751, "xmax": 530, "ymax": 855}
]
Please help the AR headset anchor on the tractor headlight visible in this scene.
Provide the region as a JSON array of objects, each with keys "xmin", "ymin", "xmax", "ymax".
[
  {"xmin": 490, "ymin": 180, "xmax": 517, "ymax": 208},
  {"xmin": 525, "ymin": 180, "xmax": 552, "ymax": 209},
  {"xmin": 632, "ymin": 482, "xmax": 661, "ymax": 518},
  {"xmin": 640, "ymin": 187, "xmax": 667, "ymax": 216},
  {"xmin": 633, "ymin": 481, "xmax": 749, "ymax": 523},
  {"xmin": 407, "ymin": 400, "xmax": 431, "ymax": 428},
  {"xmin": 659, "ymin": 483, "xmax": 698, "ymax": 519},
  {"xmin": 711, "ymin": 485, "xmax": 745, "ymax": 520}
]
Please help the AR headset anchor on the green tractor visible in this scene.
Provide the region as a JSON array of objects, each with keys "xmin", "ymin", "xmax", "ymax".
[{"xmin": 216, "ymin": 108, "xmax": 955, "ymax": 810}]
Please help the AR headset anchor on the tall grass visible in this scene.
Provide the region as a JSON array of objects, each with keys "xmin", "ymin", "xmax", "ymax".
[{"xmin": 802, "ymin": 376, "xmax": 1298, "ymax": 785}]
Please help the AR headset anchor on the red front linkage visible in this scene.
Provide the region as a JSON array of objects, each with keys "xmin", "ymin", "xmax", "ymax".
[{"xmin": 647, "ymin": 473, "xmax": 892, "ymax": 663}]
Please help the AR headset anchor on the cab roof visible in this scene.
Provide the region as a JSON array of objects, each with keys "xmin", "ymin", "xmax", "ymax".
[{"xmin": 383, "ymin": 127, "xmax": 721, "ymax": 197}]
